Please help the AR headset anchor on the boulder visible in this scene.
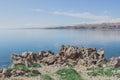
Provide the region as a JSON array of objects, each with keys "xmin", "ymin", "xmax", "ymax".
[
  {"xmin": 39, "ymin": 51, "xmax": 46, "ymax": 57},
  {"xmin": 31, "ymin": 69, "xmax": 41, "ymax": 74},
  {"xmin": 41, "ymin": 55, "xmax": 57, "ymax": 65},
  {"xmin": 2, "ymin": 68, "xmax": 11, "ymax": 78},
  {"xmin": 21, "ymin": 52, "xmax": 29, "ymax": 58},
  {"xmin": 108, "ymin": 57, "xmax": 120, "ymax": 68},
  {"xmin": 0, "ymin": 69, "xmax": 3, "ymax": 73},
  {"xmin": 97, "ymin": 48, "xmax": 104, "ymax": 59}
]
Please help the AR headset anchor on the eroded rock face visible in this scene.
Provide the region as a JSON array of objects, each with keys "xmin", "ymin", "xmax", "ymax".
[
  {"xmin": 2, "ymin": 68, "xmax": 11, "ymax": 78},
  {"xmin": 108, "ymin": 57, "xmax": 120, "ymax": 68},
  {"xmin": 10, "ymin": 45, "xmax": 105, "ymax": 67},
  {"xmin": 11, "ymin": 52, "xmax": 38, "ymax": 67},
  {"xmin": 97, "ymin": 48, "xmax": 104, "ymax": 59},
  {"xmin": 57, "ymin": 45, "xmax": 105, "ymax": 67}
]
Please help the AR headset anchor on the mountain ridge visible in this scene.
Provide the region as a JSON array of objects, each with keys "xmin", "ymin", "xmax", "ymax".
[{"xmin": 44, "ymin": 22, "xmax": 120, "ymax": 30}]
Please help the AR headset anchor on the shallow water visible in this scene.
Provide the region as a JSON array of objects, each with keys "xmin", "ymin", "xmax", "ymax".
[{"xmin": 0, "ymin": 29, "xmax": 120, "ymax": 68}]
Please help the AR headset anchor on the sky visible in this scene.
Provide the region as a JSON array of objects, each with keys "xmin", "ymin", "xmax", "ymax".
[{"xmin": 0, "ymin": 0, "xmax": 120, "ymax": 28}]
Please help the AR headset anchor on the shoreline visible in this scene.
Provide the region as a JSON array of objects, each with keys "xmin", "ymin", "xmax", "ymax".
[{"xmin": 0, "ymin": 45, "xmax": 120, "ymax": 80}]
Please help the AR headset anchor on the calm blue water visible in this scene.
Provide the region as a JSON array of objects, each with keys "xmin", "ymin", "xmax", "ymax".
[{"xmin": 0, "ymin": 29, "xmax": 120, "ymax": 68}]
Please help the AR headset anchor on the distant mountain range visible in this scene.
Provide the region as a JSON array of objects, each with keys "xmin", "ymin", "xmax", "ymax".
[{"xmin": 44, "ymin": 22, "xmax": 120, "ymax": 30}]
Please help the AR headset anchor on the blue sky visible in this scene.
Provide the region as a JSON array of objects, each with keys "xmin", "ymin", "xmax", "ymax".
[{"xmin": 0, "ymin": 0, "xmax": 120, "ymax": 28}]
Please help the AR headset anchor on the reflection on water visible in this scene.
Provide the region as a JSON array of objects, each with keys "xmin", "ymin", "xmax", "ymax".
[{"xmin": 0, "ymin": 29, "xmax": 120, "ymax": 68}]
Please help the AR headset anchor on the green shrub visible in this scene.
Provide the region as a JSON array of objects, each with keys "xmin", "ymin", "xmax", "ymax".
[
  {"xmin": 7, "ymin": 64, "xmax": 30, "ymax": 72},
  {"xmin": 87, "ymin": 67, "xmax": 120, "ymax": 77},
  {"xmin": 25, "ymin": 71, "xmax": 39, "ymax": 77},
  {"xmin": 29, "ymin": 63, "xmax": 41, "ymax": 68},
  {"xmin": 56, "ymin": 68, "xmax": 84, "ymax": 80},
  {"xmin": 87, "ymin": 71, "xmax": 99, "ymax": 76},
  {"xmin": 42, "ymin": 74, "xmax": 54, "ymax": 80}
]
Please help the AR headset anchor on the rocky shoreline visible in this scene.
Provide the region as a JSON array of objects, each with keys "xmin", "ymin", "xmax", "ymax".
[{"xmin": 0, "ymin": 45, "xmax": 120, "ymax": 80}]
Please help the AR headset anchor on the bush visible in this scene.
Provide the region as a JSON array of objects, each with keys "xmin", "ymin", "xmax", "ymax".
[
  {"xmin": 29, "ymin": 63, "xmax": 41, "ymax": 68},
  {"xmin": 56, "ymin": 68, "xmax": 84, "ymax": 80},
  {"xmin": 7, "ymin": 64, "xmax": 30, "ymax": 73},
  {"xmin": 87, "ymin": 67, "xmax": 120, "ymax": 77}
]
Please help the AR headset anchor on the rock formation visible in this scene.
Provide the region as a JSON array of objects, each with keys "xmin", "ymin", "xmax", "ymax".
[
  {"xmin": 1, "ymin": 45, "xmax": 120, "ymax": 79},
  {"xmin": 11, "ymin": 45, "xmax": 105, "ymax": 67},
  {"xmin": 108, "ymin": 57, "xmax": 120, "ymax": 68}
]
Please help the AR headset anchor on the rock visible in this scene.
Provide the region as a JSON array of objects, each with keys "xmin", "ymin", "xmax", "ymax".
[
  {"xmin": 16, "ymin": 70, "xmax": 25, "ymax": 76},
  {"xmin": 108, "ymin": 57, "xmax": 120, "ymax": 68},
  {"xmin": 67, "ymin": 59, "xmax": 77, "ymax": 65},
  {"xmin": 55, "ymin": 57, "xmax": 64, "ymax": 65},
  {"xmin": 77, "ymin": 59, "xmax": 86, "ymax": 66},
  {"xmin": 41, "ymin": 55, "xmax": 57, "ymax": 65},
  {"xmin": 59, "ymin": 45, "xmax": 66, "ymax": 53},
  {"xmin": 64, "ymin": 46, "xmax": 78, "ymax": 59},
  {"xmin": 97, "ymin": 48, "xmax": 104, "ymax": 59},
  {"xmin": 2, "ymin": 68, "xmax": 7, "ymax": 74},
  {"xmin": 0, "ymin": 73, "xmax": 2, "ymax": 77},
  {"xmin": 0, "ymin": 69, "xmax": 3, "ymax": 73},
  {"xmin": 10, "ymin": 45, "xmax": 106, "ymax": 68},
  {"xmin": 2, "ymin": 68, "xmax": 11, "ymax": 78},
  {"xmin": 21, "ymin": 52, "xmax": 29, "ymax": 58},
  {"xmin": 48, "ymin": 50, "xmax": 54, "ymax": 55},
  {"xmin": 39, "ymin": 51, "xmax": 46, "ymax": 57},
  {"xmin": 10, "ymin": 70, "xmax": 17, "ymax": 76},
  {"xmin": 47, "ymin": 55, "xmax": 57, "ymax": 65},
  {"xmin": 31, "ymin": 70, "xmax": 41, "ymax": 74}
]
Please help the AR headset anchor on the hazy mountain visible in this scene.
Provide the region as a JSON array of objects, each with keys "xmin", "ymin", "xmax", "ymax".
[{"xmin": 44, "ymin": 22, "xmax": 120, "ymax": 30}]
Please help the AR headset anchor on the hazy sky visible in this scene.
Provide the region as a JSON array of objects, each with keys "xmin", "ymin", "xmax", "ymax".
[{"xmin": 0, "ymin": 0, "xmax": 120, "ymax": 28}]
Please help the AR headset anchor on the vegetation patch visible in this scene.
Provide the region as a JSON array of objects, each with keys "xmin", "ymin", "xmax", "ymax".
[
  {"xmin": 41, "ymin": 74, "xmax": 54, "ymax": 80},
  {"xmin": 7, "ymin": 64, "xmax": 41, "ymax": 77},
  {"xmin": 7, "ymin": 64, "xmax": 30, "ymax": 73},
  {"xmin": 87, "ymin": 67, "xmax": 120, "ymax": 77},
  {"xmin": 29, "ymin": 63, "xmax": 41, "ymax": 68},
  {"xmin": 25, "ymin": 71, "xmax": 39, "ymax": 77},
  {"xmin": 56, "ymin": 68, "xmax": 84, "ymax": 80}
]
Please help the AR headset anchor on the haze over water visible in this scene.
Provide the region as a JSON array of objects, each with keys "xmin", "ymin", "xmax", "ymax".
[{"xmin": 0, "ymin": 29, "xmax": 120, "ymax": 68}]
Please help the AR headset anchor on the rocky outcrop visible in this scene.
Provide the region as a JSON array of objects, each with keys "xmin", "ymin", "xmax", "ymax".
[
  {"xmin": 107, "ymin": 57, "xmax": 120, "ymax": 68},
  {"xmin": 11, "ymin": 52, "xmax": 36, "ymax": 67},
  {"xmin": 11, "ymin": 45, "xmax": 105, "ymax": 67},
  {"xmin": 0, "ymin": 67, "xmax": 41, "ymax": 78},
  {"xmin": 2, "ymin": 45, "xmax": 120, "ymax": 78},
  {"xmin": 0, "ymin": 68, "xmax": 11, "ymax": 78}
]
